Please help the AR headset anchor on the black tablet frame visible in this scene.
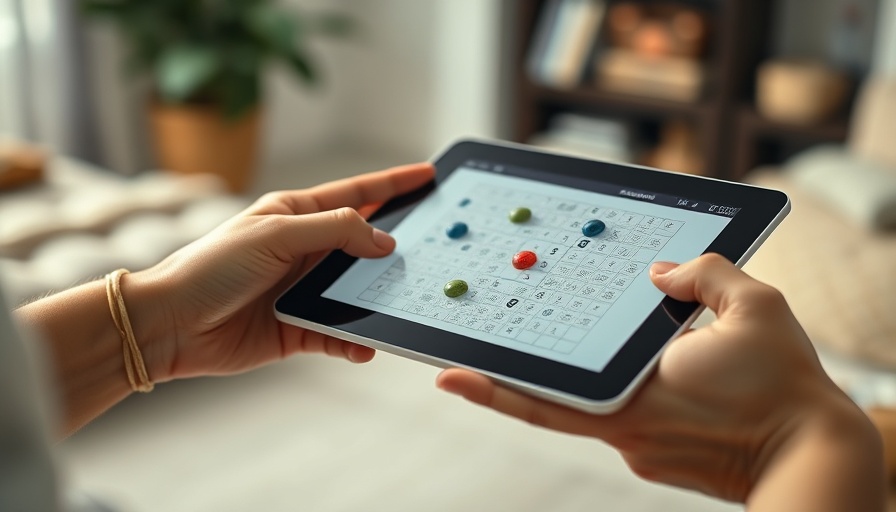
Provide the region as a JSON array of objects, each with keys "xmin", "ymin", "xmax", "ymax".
[{"xmin": 275, "ymin": 140, "xmax": 789, "ymax": 401}]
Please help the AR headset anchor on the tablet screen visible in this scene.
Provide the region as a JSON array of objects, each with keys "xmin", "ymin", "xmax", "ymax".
[{"xmin": 323, "ymin": 161, "xmax": 738, "ymax": 373}]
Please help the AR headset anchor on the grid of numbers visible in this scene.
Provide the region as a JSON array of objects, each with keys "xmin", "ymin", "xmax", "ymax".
[{"xmin": 357, "ymin": 184, "xmax": 684, "ymax": 355}]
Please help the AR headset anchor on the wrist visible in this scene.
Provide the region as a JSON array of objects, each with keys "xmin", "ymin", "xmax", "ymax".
[
  {"xmin": 749, "ymin": 389, "xmax": 886, "ymax": 511},
  {"xmin": 120, "ymin": 267, "xmax": 178, "ymax": 384}
]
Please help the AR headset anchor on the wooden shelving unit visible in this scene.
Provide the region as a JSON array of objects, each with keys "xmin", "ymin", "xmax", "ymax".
[
  {"xmin": 531, "ymin": 85, "xmax": 714, "ymax": 118},
  {"xmin": 732, "ymin": 105, "xmax": 851, "ymax": 179},
  {"xmin": 509, "ymin": 0, "xmax": 853, "ymax": 181}
]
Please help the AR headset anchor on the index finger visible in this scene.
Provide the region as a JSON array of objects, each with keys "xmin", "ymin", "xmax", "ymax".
[
  {"xmin": 308, "ymin": 162, "xmax": 435, "ymax": 212},
  {"xmin": 246, "ymin": 163, "xmax": 435, "ymax": 216}
]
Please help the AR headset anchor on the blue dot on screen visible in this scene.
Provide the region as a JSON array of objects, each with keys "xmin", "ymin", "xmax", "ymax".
[{"xmin": 446, "ymin": 222, "xmax": 469, "ymax": 239}]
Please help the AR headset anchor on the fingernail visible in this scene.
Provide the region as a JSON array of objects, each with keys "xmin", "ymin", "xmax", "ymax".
[
  {"xmin": 651, "ymin": 261, "xmax": 679, "ymax": 276},
  {"xmin": 372, "ymin": 228, "xmax": 394, "ymax": 250}
]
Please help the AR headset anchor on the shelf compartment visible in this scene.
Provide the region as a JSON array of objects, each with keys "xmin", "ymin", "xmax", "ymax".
[{"xmin": 530, "ymin": 83, "xmax": 713, "ymax": 119}]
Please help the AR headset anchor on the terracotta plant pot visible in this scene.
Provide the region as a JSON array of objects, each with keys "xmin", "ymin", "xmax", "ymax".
[{"xmin": 149, "ymin": 103, "xmax": 262, "ymax": 193}]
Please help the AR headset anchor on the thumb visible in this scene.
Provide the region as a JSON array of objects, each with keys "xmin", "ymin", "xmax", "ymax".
[
  {"xmin": 278, "ymin": 207, "xmax": 396, "ymax": 259},
  {"xmin": 649, "ymin": 253, "xmax": 766, "ymax": 316}
]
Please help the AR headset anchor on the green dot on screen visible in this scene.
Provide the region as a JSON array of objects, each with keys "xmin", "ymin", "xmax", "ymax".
[
  {"xmin": 509, "ymin": 207, "xmax": 532, "ymax": 224},
  {"xmin": 443, "ymin": 279, "xmax": 469, "ymax": 298}
]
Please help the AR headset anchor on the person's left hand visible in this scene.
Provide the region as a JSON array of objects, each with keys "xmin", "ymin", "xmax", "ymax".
[
  {"xmin": 129, "ymin": 163, "xmax": 434, "ymax": 382},
  {"xmin": 433, "ymin": 255, "xmax": 885, "ymax": 507}
]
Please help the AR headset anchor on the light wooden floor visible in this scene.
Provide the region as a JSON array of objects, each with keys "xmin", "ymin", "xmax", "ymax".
[
  {"xmin": 60, "ymin": 353, "xmax": 738, "ymax": 512},
  {"xmin": 59, "ymin": 145, "xmax": 739, "ymax": 512}
]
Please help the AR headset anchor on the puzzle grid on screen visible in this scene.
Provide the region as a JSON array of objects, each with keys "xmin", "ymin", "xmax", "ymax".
[{"xmin": 356, "ymin": 183, "xmax": 684, "ymax": 355}]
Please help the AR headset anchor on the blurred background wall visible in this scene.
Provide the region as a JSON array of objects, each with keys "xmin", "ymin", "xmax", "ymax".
[
  {"xmin": 0, "ymin": 0, "xmax": 102, "ymax": 162},
  {"xmin": 3, "ymin": 0, "xmax": 894, "ymax": 177},
  {"xmin": 0, "ymin": 0, "xmax": 508, "ymax": 174},
  {"xmin": 875, "ymin": 0, "xmax": 896, "ymax": 74}
]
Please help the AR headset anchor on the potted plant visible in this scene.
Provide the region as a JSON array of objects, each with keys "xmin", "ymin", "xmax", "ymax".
[{"xmin": 81, "ymin": 0, "xmax": 351, "ymax": 192}]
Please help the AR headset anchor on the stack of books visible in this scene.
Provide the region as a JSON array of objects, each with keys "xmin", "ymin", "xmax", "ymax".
[
  {"xmin": 596, "ymin": 49, "xmax": 705, "ymax": 102},
  {"xmin": 528, "ymin": 113, "xmax": 635, "ymax": 163}
]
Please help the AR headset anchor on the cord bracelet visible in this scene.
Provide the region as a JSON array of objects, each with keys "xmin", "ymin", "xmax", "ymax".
[{"xmin": 105, "ymin": 269, "xmax": 154, "ymax": 393}]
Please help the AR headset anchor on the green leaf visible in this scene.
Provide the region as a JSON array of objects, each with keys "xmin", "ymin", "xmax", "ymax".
[
  {"xmin": 247, "ymin": 5, "xmax": 296, "ymax": 55},
  {"xmin": 219, "ymin": 74, "xmax": 261, "ymax": 120},
  {"xmin": 155, "ymin": 45, "xmax": 222, "ymax": 102},
  {"xmin": 78, "ymin": 0, "xmax": 354, "ymax": 106},
  {"xmin": 80, "ymin": 1, "xmax": 128, "ymax": 18},
  {"xmin": 227, "ymin": 44, "xmax": 263, "ymax": 77},
  {"xmin": 286, "ymin": 50, "xmax": 317, "ymax": 84},
  {"xmin": 310, "ymin": 13, "xmax": 355, "ymax": 38}
]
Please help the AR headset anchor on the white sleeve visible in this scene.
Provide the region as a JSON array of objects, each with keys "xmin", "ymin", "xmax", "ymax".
[{"xmin": 0, "ymin": 286, "xmax": 114, "ymax": 512}]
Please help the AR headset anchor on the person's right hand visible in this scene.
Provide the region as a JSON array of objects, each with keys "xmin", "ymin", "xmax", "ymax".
[{"xmin": 438, "ymin": 254, "xmax": 886, "ymax": 510}]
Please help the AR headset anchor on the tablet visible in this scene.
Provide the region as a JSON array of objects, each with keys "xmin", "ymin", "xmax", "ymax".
[{"xmin": 275, "ymin": 139, "xmax": 790, "ymax": 413}]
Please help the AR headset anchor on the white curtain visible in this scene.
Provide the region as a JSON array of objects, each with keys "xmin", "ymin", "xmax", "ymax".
[
  {"xmin": 0, "ymin": 1, "xmax": 27, "ymax": 139},
  {"xmin": 0, "ymin": 0, "xmax": 91, "ymax": 156},
  {"xmin": 0, "ymin": 0, "xmax": 149, "ymax": 173},
  {"xmin": 874, "ymin": 0, "xmax": 896, "ymax": 75}
]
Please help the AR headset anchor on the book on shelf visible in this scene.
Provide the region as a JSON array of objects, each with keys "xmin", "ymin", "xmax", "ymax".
[
  {"xmin": 595, "ymin": 48, "xmax": 705, "ymax": 102},
  {"xmin": 528, "ymin": 113, "xmax": 635, "ymax": 163},
  {"xmin": 527, "ymin": 0, "xmax": 607, "ymax": 89},
  {"xmin": 526, "ymin": 0, "xmax": 562, "ymax": 82}
]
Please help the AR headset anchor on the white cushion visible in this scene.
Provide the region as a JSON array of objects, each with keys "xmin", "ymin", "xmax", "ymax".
[
  {"xmin": 30, "ymin": 234, "xmax": 124, "ymax": 286},
  {"xmin": 787, "ymin": 145, "xmax": 896, "ymax": 231},
  {"xmin": 0, "ymin": 158, "xmax": 250, "ymax": 303},
  {"xmin": 108, "ymin": 214, "xmax": 189, "ymax": 268},
  {"xmin": 0, "ymin": 199, "xmax": 61, "ymax": 247},
  {"xmin": 57, "ymin": 182, "xmax": 138, "ymax": 228},
  {"xmin": 0, "ymin": 259, "xmax": 48, "ymax": 304},
  {"xmin": 131, "ymin": 172, "xmax": 228, "ymax": 211},
  {"xmin": 178, "ymin": 197, "xmax": 247, "ymax": 239}
]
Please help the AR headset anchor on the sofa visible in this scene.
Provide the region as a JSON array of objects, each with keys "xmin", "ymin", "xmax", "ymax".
[
  {"xmin": 743, "ymin": 77, "xmax": 896, "ymax": 369},
  {"xmin": 0, "ymin": 156, "xmax": 248, "ymax": 305}
]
